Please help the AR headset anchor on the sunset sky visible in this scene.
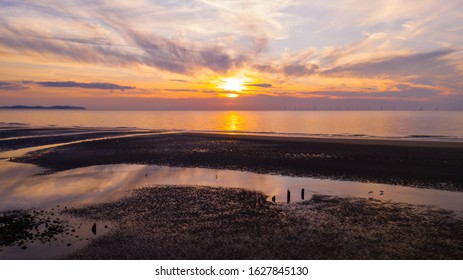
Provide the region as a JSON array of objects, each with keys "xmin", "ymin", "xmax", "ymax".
[{"xmin": 0, "ymin": 0, "xmax": 462, "ymax": 110}]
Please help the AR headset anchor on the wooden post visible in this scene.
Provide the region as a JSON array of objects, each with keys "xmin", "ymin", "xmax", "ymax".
[
  {"xmin": 271, "ymin": 196, "xmax": 276, "ymax": 203},
  {"xmin": 301, "ymin": 188, "xmax": 305, "ymax": 200},
  {"xmin": 287, "ymin": 190, "xmax": 291, "ymax": 204},
  {"xmin": 91, "ymin": 223, "xmax": 97, "ymax": 235}
]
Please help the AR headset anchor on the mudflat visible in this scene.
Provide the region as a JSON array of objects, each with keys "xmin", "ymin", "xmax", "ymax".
[
  {"xmin": 14, "ymin": 132, "xmax": 463, "ymax": 191},
  {"xmin": 65, "ymin": 185, "xmax": 463, "ymax": 259}
]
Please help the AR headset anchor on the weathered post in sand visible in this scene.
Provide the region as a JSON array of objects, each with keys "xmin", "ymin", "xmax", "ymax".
[
  {"xmin": 301, "ymin": 188, "xmax": 305, "ymax": 200},
  {"xmin": 91, "ymin": 223, "xmax": 97, "ymax": 235},
  {"xmin": 287, "ymin": 190, "xmax": 291, "ymax": 204},
  {"xmin": 271, "ymin": 196, "xmax": 276, "ymax": 202}
]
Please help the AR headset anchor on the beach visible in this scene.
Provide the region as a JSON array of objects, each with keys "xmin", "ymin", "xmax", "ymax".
[
  {"xmin": 65, "ymin": 186, "xmax": 463, "ymax": 259},
  {"xmin": 1, "ymin": 127, "xmax": 463, "ymax": 259},
  {"xmin": 13, "ymin": 131, "xmax": 463, "ymax": 191},
  {"xmin": 0, "ymin": 126, "xmax": 155, "ymax": 152}
]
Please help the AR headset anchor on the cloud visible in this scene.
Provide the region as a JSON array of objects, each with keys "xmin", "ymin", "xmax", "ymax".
[
  {"xmin": 0, "ymin": 0, "xmax": 281, "ymax": 76},
  {"xmin": 245, "ymin": 83, "xmax": 272, "ymax": 88},
  {"xmin": 0, "ymin": 23, "xmax": 137, "ymax": 67},
  {"xmin": 123, "ymin": 29, "xmax": 248, "ymax": 74},
  {"xmin": 165, "ymin": 88, "xmax": 198, "ymax": 92},
  {"xmin": 322, "ymin": 49, "xmax": 455, "ymax": 77},
  {"xmin": 321, "ymin": 48, "xmax": 461, "ymax": 93},
  {"xmin": 283, "ymin": 64, "xmax": 319, "ymax": 76},
  {"xmin": 1, "ymin": 80, "xmax": 137, "ymax": 92},
  {"xmin": 0, "ymin": 81, "xmax": 28, "ymax": 91},
  {"xmin": 0, "ymin": 20, "xmax": 251, "ymax": 75},
  {"xmin": 169, "ymin": 79, "xmax": 191, "ymax": 83},
  {"xmin": 254, "ymin": 63, "xmax": 320, "ymax": 77},
  {"xmin": 36, "ymin": 81, "xmax": 135, "ymax": 91}
]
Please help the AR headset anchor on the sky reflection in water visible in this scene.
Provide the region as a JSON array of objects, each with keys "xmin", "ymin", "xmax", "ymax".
[{"xmin": 1, "ymin": 161, "xmax": 463, "ymax": 216}]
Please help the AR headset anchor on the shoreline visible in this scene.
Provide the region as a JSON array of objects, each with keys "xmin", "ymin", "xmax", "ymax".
[
  {"xmin": 3, "ymin": 124, "xmax": 463, "ymax": 146},
  {"xmin": 187, "ymin": 131, "xmax": 463, "ymax": 148}
]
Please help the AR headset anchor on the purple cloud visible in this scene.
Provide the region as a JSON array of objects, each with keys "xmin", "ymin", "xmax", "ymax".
[
  {"xmin": 165, "ymin": 88, "xmax": 198, "ymax": 92},
  {"xmin": 245, "ymin": 83, "xmax": 272, "ymax": 88},
  {"xmin": 322, "ymin": 49, "xmax": 456, "ymax": 80},
  {"xmin": 254, "ymin": 63, "xmax": 320, "ymax": 77},
  {"xmin": 0, "ymin": 81, "xmax": 29, "ymax": 91},
  {"xmin": 36, "ymin": 81, "xmax": 135, "ymax": 91}
]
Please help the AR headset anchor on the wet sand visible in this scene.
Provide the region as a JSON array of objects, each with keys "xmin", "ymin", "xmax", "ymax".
[
  {"xmin": 2, "ymin": 128, "xmax": 463, "ymax": 259},
  {"xmin": 14, "ymin": 132, "xmax": 463, "ymax": 191},
  {"xmin": 64, "ymin": 185, "xmax": 463, "ymax": 259},
  {"xmin": 0, "ymin": 127, "xmax": 158, "ymax": 152}
]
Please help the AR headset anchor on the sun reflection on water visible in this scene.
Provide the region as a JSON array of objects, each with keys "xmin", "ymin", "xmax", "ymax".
[{"xmin": 222, "ymin": 112, "xmax": 244, "ymax": 132}]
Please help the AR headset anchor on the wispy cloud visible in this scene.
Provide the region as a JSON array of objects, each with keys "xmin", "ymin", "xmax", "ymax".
[
  {"xmin": 254, "ymin": 63, "xmax": 319, "ymax": 77},
  {"xmin": 36, "ymin": 81, "xmax": 135, "ymax": 91},
  {"xmin": 123, "ymin": 28, "xmax": 248, "ymax": 74},
  {"xmin": 0, "ymin": 0, "xmax": 295, "ymax": 76},
  {"xmin": 0, "ymin": 81, "xmax": 29, "ymax": 91},
  {"xmin": 165, "ymin": 88, "xmax": 199, "ymax": 92},
  {"xmin": 169, "ymin": 79, "xmax": 191, "ymax": 83},
  {"xmin": 245, "ymin": 83, "xmax": 272, "ymax": 88},
  {"xmin": 322, "ymin": 49, "xmax": 455, "ymax": 78}
]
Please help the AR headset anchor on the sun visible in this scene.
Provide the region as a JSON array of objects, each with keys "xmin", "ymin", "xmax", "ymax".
[
  {"xmin": 225, "ymin": 93, "xmax": 239, "ymax": 98},
  {"xmin": 218, "ymin": 77, "xmax": 246, "ymax": 92}
]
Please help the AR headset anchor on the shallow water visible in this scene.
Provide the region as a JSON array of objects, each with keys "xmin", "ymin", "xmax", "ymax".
[
  {"xmin": 1, "ymin": 161, "xmax": 463, "ymax": 215},
  {"xmin": 0, "ymin": 213, "xmax": 112, "ymax": 259}
]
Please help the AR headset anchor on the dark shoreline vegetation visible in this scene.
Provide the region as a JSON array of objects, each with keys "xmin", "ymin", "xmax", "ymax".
[
  {"xmin": 2, "ymin": 128, "xmax": 463, "ymax": 259},
  {"xmin": 12, "ymin": 132, "xmax": 463, "ymax": 191}
]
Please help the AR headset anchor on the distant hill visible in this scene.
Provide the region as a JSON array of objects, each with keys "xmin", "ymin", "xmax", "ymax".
[{"xmin": 0, "ymin": 105, "xmax": 86, "ymax": 110}]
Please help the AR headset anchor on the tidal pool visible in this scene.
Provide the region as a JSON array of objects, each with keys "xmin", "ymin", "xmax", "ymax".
[{"xmin": 1, "ymin": 161, "xmax": 463, "ymax": 215}]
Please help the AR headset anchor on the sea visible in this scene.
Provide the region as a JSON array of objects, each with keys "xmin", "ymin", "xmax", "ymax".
[{"xmin": 1, "ymin": 110, "xmax": 463, "ymax": 141}]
